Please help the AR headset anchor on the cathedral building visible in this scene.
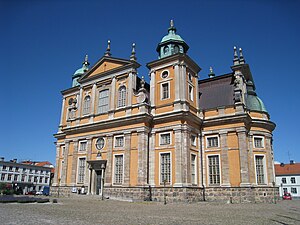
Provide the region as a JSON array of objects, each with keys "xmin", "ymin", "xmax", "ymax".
[{"xmin": 53, "ymin": 21, "xmax": 277, "ymax": 203}]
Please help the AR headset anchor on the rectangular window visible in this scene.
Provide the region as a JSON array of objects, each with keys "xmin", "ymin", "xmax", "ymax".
[
  {"xmin": 161, "ymin": 83, "xmax": 169, "ymax": 99},
  {"xmin": 34, "ymin": 176, "xmax": 38, "ymax": 182},
  {"xmin": 114, "ymin": 136, "xmax": 124, "ymax": 147},
  {"xmin": 207, "ymin": 136, "xmax": 219, "ymax": 148},
  {"xmin": 7, "ymin": 174, "xmax": 12, "ymax": 181},
  {"xmin": 208, "ymin": 155, "xmax": 220, "ymax": 185},
  {"xmin": 191, "ymin": 135, "xmax": 196, "ymax": 146},
  {"xmin": 45, "ymin": 177, "xmax": 49, "ymax": 184},
  {"xmin": 291, "ymin": 177, "xmax": 296, "ymax": 184},
  {"xmin": 9, "ymin": 166, "xmax": 13, "ymax": 171},
  {"xmin": 191, "ymin": 154, "xmax": 197, "ymax": 184},
  {"xmin": 1, "ymin": 173, "xmax": 6, "ymax": 181},
  {"xmin": 282, "ymin": 178, "xmax": 287, "ymax": 184},
  {"xmin": 28, "ymin": 175, "xmax": 32, "ymax": 182},
  {"xmin": 160, "ymin": 153, "xmax": 171, "ymax": 184},
  {"xmin": 160, "ymin": 132, "xmax": 171, "ymax": 145},
  {"xmin": 283, "ymin": 188, "xmax": 288, "ymax": 193},
  {"xmin": 15, "ymin": 167, "xmax": 19, "ymax": 172},
  {"xmin": 254, "ymin": 137, "xmax": 264, "ymax": 148},
  {"xmin": 79, "ymin": 141, "xmax": 87, "ymax": 151},
  {"xmin": 255, "ymin": 155, "xmax": 265, "ymax": 184},
  {"xmin": 189, "ymin": 85, "xmax": 193, "ymax": 101},
  {"xmin": 114, "ymin": 155, "xmax": 123, "ymax": 184},
  {"xmin": 291, "ymin": 188, "xmax": 297, "ymax": 194},
  {"xmin": 98, "ymin": 90, "xmax": 109, "ymax": 114},
  {"xmin": 2, "ymin": 165, "xmax": 7, "ymax": 170},
  {"xmin": 14, "ymin": 175, "xmax": 19, "ymax": 181},
  {"xmin": 61, "ymin": 146, "xmax": 65, "ymax": 156},
  {"xmin": 78, "ymin": 158, "xmax": 86, "ymax": 183},
  {"xmin": 39, "ymin": 177, "xmax": 43, "ymax": 183},
  {"xmin": 21, "ymin": 175, "xmax": 26, "ymax": 182}
]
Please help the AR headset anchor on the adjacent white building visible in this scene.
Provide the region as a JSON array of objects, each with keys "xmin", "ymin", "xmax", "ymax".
[
  {"xmin": 275, "ymin": 161, "xmax": 300, "ymax": 199},
  {"xmin": 0, "ymin": 158, "xmax": 53, "ymax": 194}
]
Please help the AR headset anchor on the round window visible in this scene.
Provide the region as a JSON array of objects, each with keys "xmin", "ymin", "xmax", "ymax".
[
  {"xmin": 96, "ymin": 137, "xmax": 105, "ymax": 150},
  {"xmin": 161, "ymin": 71, "xmax": 169, "ymax": 79}
]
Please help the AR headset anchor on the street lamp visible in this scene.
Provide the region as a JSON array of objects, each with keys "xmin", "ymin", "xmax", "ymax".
[
  {"xmin": 101, "ymin": 163, "xmax": 106, "ymax": 200},
  {"xmin": 58, "ymin": 178, "xmax": 61, "ymax": 198}
]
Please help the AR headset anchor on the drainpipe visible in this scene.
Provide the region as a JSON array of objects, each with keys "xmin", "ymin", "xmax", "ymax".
[{"xmin": 200, "ymin": 128, "xmax": 205, "ymax": 201}]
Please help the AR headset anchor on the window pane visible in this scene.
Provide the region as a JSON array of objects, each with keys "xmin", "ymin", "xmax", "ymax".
[
  {"xmin": 114, "ymin": 155, "xmax": 123, "ymax": 184},
  {"xmin": 78, "ymin": 158, "xmax": 86, "ymax": 183},
  {"xmin": 98, "ymin": 90, "xmax": 109, "ymax": 113},
  {"xmin": 208, "ymin": 155, "xmax": 220, "ymax": 185},
  {"xmin": 82, "ymin": 96, "xmax": 91, "ymax": 115},
  {"xmin": 161, "ymin": 153, "xmax": 171, "ymax": 184},
  {"xmin": 255, "ymin": 156, "xmax": 265, "ymax": 184},
  {"xmin": 118, "ymin": 87, "xmax": 126, "ymax": 107}
]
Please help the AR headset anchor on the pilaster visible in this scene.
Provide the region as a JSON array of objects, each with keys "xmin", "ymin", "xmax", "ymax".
[
  {"xmin": 61, "ymin": 141, "xmax": 69, "ymax": 186},
  {"xmin": 89, "ymin": 83, "xmax": 97, "ymax": 123},
  {"xmin": 70, "ymin": 140, "xmax": 78, "ymax": 185},
  {"xmin": 237, "ymin": 128, "xmax": 250, "ymax": 186},
  {"xmin": 58, "ymin": 97, "xmax": 66, "ymax": 131},
  {"xmin": 52, "ymin": 145, "xmax": 60, "ymax": 186},
  {"xmin": 149, "ymin": 70, "xmax": 156, "ymax": 115},
  {"xmin": 105, "ymin": 135, "xmax": 113, "ymax": 186},
  {"xmin": 220, "ymin": 132, "xmax": 230, "ymax": 186},
  {"xmin": 137, "ymin": 128, "xmax": 149, "ymax": 186},
  {"xmin": 123, "ymin": 132, "xmax": 131, "ymax": 186},
  {"xmin": 148, "ymin": 130, "xmax": 156, "ymax": 186},
  {"xmin": 265, "ymin": 136, "xmax": 274, "ymax": 185},
  {"xmin": 85, "ymin": 138, "xmax": 92, "ymax": 185},
  {"xmin": 174, "ymin": 127, "xmax": 183, "ymax": 186}
]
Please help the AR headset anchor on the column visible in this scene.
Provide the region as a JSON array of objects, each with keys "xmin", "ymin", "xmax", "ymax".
[
  {"xmin": 220, "ymin": 131, "xmax": 230, "ymax": 186},
  {"xmin": 123, "ymin": 132, "xmax": 131, "ymax": 186},
  {"xmin": 182, "ymin": 127, "xmax": 190, "ymax": 186},
  {"xmin": 180, "ymin": 63, "xmax": 187, "ymax": 101},
  {"xmin": 89, "ymin": 83, "xmax": 96, "ymax": 123},
  {"xmin": 85, "ymin": 138, "xmax": 92, "ymax": 185},
  {"xmin": 174, "ymin": 64, "xmax": 180, "ymax": 101},
  {"xmin": 265, "ymin": 135, "xmax": 274, "ymax": 185},
  {"xmin": 149, "ymin": 70, "xmax": 155, "ymax": 115},
  {"xmin": 126, "ymin": 73, "xmax": 133, "ymax": 116},
  {"xmin": 137, "ymin": 128, "xmax": 149, "ymax": 186},
  {"xmin": 58, "ymin": 97, "xmax": 66, "ymax": 131},
  {"xmin": 105, "ymin": 135, "xmax": 113, "ymax": 186},
  {"xmin": 70, "ymin": 140, "xmax": 78, "ymax": 185},
  {"xmin": 174, "ymin": 127, "xmax": 183, "ymax": 187},
  {"xmin": 148, "ymin": 130, "xmax": 156, "ymax": 186},
  {"xmin": 61, "ymin": 141, "xmax": 69, "ymax": 186},
  {"xmin": 237, "ymin": 128, "xmax": 250, "ymax": 186},
  {"xmin": 109, "ymin": 77, "xmax": 116, "ymax": 119},
  {"xmin": 52, "ymin": 145, "xmax": 60, "ymax": 186}
]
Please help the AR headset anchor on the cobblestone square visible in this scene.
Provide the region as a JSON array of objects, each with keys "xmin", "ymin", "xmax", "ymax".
[{"xmin": 1, "ymin": 196, "xmax": 300, "ymax": 225}]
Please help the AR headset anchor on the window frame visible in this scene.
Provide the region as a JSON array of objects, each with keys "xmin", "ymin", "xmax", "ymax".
[
  {"xmin": 79, "ymin": 140, "xmax": 87, "ymax": 152},
  {"xmin": 96, "ymin": 137, "xmax": 105, "ymax": 150},
  {"xmin": 77, "ymin": 157, "xmax": 86, "ymax": 184},
  {"xmin": 291, "ymin": 187, "xmax": 297, "ymax": 194},
  {"xmin": 117, "ymin": 86, "xmax": 126, "ymax": 108},
  {"xmin": 98, "ymin": 89, "xmax": 109, "ymax": 114},
  {"xmin": 159, "ymin": 151, "xmax": 172, "ymax": 185},
  {"xmin": 282, "ymin": 177, "xmax": 287, "ymax": 184},
  {"xmin": 253, "ymin": 136, "xmax": 265, "ymax": 149},
  {"xmin": 254, "ymin": 154, "xmax": 267, "ymax": 185},
  {"xmin": 113, "ymin": 154, "xmax": 124, "ymax": 185},
  {"xmin": 82, "ymin": 95, "xmax": 91, "ymax": 115},
  {"xmin": 159, "ymin": 132, "xmax": 172, "ymax": 146},
  {"xmin": 160, "ymin": 81, "xmax": 170, "ymax": 100},
  {"xmin": 206, "ymin": 135, "xmax": 219, "ymax": 148},
  {"xmin": 191, "ymin": 134, "xmax": 197, "ymax": 147},
  {"xmin": 291, "ymin": 177, "xmax": 296, "ymax": 184},
  {"xmin": 188, "ymin": 85, "xmax": 194, "ymax": 101},
  {"xmin": 114, "ymin": 135, "xmax": 124, "ymax": 148},
  {"xmin": 191, "ymin": 153, "xmax": 197, "ymax": 185},
  {"xmin": 207, "ymin": 154, "xmax": 221, "ymax": 186},
  {"xmin": 161, "ymin": 70, "xmax": 169, "ymax": 79}
]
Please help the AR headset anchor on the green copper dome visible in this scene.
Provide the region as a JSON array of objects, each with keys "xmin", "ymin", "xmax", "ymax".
[
  {"xmin": 72, "ymin": 55, "xmax": 90, "ymax": 87},
  {"xmin": 246, "ymin": 81, "xmax": 268, "ymax": 113},
  {"xmin": 157, "ymin": 20, "xmax": 189, "ymax": 59}
]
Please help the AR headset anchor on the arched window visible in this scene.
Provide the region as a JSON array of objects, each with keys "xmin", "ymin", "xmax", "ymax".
[
  {"xmin": 82, "ymin": 96, "xmax": 91, "ymax": 115},
  {"xmin": 174, "ymin": 45, "xmax": 179, "ymax": 53},
  {"xmin": 118, "ymin": 86, "xmax": 126, "ymax": 107}
]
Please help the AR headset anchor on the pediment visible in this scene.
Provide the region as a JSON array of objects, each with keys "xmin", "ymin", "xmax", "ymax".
[{"xmin": 79, "ymin": 56, "xmax": 138, "ymax": 82}]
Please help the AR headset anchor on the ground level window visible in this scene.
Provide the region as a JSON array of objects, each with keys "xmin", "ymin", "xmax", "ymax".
[
  {"xmin": 291, "ymin": 188, "xmax": 297, "ymax": 194},
  {"xmin": 208, "ymin": 155, "xmax": 220, "ymax": 185},
  {"xmin": 160, "ymin": 153, "xmax": 171, "ymax": 184},
  {"xmin": 78, "ymin": 158, "xmax": 86, "ymax": 183},
  {"xmin": 283, "ymin": 188, "xmax": 288, "ymax": 193},
  {"xmin": 114, "ymin": 155, "xmax": 123, "ymax": 184},
  {"xmin": 255, "ymin": 155, "xmax": 265, "ymax": 184},
  {"xmin": 191, "ymin": 154, "xmax": 197, "ymax": 184}
]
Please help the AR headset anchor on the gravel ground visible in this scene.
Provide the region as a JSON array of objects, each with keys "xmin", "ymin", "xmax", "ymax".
[{"xmin": 0, "ymin": 196, "xmax": 300, "ymax": 225}]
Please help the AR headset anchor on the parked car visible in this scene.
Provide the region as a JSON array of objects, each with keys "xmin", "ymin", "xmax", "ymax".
[
  {"xmin": 283, "ymin": 192, "xmax": 292, "ymax": 200},
  {"xmin": 26, "ymin": 190, "xmax": 36, "ymax": 195}
]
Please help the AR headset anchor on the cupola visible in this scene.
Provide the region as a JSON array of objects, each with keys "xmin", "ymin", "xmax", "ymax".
[
  {"xmin": 72, "ymin": 55, "xmax": 90, "ymax": 87},
  {"xmin": 156, "ymin": 20, "xmax": 189, "ymax": 59},
  {"xmin": 245, "ymin": 81, "xmax": 267, "ymax": 113}
]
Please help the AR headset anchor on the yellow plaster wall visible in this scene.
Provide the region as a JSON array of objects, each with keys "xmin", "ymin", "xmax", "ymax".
[
  {"xmin": 94, "ymin": 113, "xmax": 109, "ymax": 122},
  {"xmin": 66, "ymin": 142, "xmax": 74, "ymax": 184},
  {"xmin": 225, "ymin": 107, "xmax": 235, "ymax": 114},
  {"xmin": 204, "ymin": 109, "xmax": 219, "ymax": 117},
  {"xmin": 249, "ymin": 112, "xmax": 264, "ymax": 118},
  {"xmin": 130, "ymin": 149, "xmax": 138, "ymax": 186},
  {"xmin": 227, "ymin": 132, "xmax": 238, "ymax": 149},
  {"xmin": 89, "ymin": 61, "xmax": 124, "ymax": 77},
  {"xmin": 203, "ymin": 123, "xmax": 244, "ymax": 131},
  {"xmin": 155, "ymin": 67, "xmax": 175, "ymax": 106},
  {"xmin": 156, "ymin": 105, "xmax": 174, "ymax": 114},
  {"xmin": 228, "ymin": 150, "xmax": 241, "ymax": 186}
]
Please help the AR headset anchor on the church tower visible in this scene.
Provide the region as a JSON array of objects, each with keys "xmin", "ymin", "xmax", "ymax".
[{"xmin": 147, "ymin": 20, "xmax": 202, "ymax": 187}]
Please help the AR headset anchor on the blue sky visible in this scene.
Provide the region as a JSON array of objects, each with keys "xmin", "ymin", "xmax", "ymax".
[{"xmin": 0, "ymin": 0, "xmax": 299, "ymax": 164}]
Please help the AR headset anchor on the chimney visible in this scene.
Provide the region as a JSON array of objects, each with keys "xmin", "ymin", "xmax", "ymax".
[
  {"xmin": 290, "ymin": 160, "xmax": 295, "ymax": 165},
  {"xmin": 0, "ymin": 157, "xmax": 4, "ymax": 162}
]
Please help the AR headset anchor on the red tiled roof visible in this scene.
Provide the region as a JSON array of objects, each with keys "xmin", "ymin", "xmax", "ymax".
[
  {"xmin": 35, "ymin": 161, "xmax": 52, "ymax": 167},
  {"xmin": 275, "ymin": 163, "xmax": 300, "ymax": 175}
]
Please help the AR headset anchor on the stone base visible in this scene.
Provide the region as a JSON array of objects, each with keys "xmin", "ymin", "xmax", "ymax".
[
  {"xmin": 50, "ymin": 185, "xmax": 279, "ymax": 203},
  {"xmin": 50, "ymin": 185, "xmax": 88, "ymax": 197}
]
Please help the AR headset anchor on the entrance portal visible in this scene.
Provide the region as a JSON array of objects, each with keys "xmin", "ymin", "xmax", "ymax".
[
  {"xmin": 96, "ymin": 170, "xmax": 102, "ymax": 195},
  {"xmin": 87, "ymin": 159, "xmax": 107, "ymax": 196}
]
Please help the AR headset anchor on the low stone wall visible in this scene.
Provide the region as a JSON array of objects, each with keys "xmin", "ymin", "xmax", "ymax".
[
  {"xmin": 104, "ymin": 186, "xmax": 279, "ymax": 203},
  {"xmin": 51, "ymin": 185, "xmax": 279, "ymax": 203}
]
